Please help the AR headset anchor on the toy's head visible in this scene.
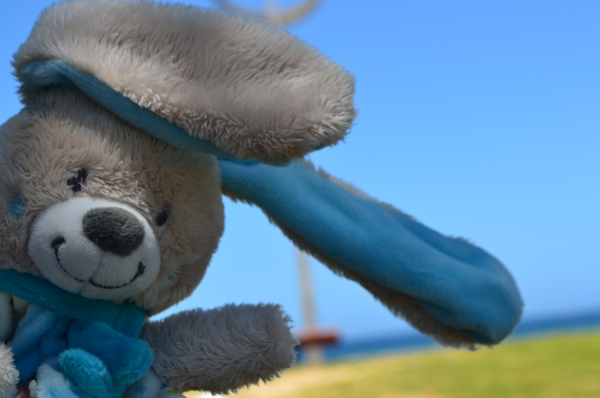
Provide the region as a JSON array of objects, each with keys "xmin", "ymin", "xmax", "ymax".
[
  {"xmin": 0, "ymin": 0, "xmax": 522, "ymax": 349},
  {"xmin": 0, "ymin": 90, "xmax": 224, "ymax": 314}
]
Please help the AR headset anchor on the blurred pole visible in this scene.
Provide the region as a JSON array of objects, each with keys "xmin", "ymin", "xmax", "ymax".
[
  {"xmin": 264, "ymin": 0, "xmax": 282, "ymax": 25},
  {"xmin": 211, "ymin": 0, "xmax": 322, "ymax": 25},
  {"xmin": 296, "ymin": 249, "xmax": 325, "ymax": 364}
]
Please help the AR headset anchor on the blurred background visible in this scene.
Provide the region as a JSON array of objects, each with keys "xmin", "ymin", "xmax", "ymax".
[{"xmin": 1, "ymin": 1, "xmax": 599, "ymax": 397}]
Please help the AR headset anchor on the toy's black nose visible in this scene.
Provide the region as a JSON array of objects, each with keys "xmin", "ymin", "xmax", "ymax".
[{"xmin": 83, "ymin": 207, "xmax": 145, "ymax": 256}]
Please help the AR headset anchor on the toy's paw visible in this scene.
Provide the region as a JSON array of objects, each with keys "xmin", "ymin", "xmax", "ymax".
[{"xmin": 143, "ymin": 304, "xmax": 298, "ymax": 395}]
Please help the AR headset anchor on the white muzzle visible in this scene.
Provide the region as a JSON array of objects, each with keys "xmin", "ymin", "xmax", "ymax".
[{"xmin": 28, "ymin": 197, "xmax": 160, "ymax": 300}]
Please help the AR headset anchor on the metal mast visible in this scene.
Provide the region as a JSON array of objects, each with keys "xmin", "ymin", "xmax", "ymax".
[{"xmin": 295, "ymin": 248, "xmax": 325, "ymax": 363}]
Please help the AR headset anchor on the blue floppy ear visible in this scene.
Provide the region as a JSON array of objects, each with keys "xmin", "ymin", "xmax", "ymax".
[{"xmin": 218, "ymin": 158, "xmax": 523, "ymax": 347}]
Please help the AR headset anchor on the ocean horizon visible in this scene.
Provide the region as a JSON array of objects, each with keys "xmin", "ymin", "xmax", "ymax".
[{"xmin": 297, "ymin": 309, "xmax": 600, "ymax": 361}]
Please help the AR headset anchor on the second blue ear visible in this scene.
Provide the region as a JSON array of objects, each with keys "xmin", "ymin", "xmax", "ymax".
[{"xmin": 218, "ymin": 158, "xmax": 523, "ymax": 346}]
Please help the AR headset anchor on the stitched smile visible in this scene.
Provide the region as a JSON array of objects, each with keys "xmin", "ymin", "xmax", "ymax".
[
  {"xmin": 51, "ymin": 237, "xmax": 146, "ymax": 289},
  {"xmin": 89, "ymin": 262, "xmax": 146, "ymax": 289},
  {"xmin": 51, "ymin": 237, "xmax": 86, "ymax": 283}
]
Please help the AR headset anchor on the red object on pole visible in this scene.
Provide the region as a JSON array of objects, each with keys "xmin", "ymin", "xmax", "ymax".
[{"xmin": 295, "ymin": 328, "xmax": 340, "ymax": 346}]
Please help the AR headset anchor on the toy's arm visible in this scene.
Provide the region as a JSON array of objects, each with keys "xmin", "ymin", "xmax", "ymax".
[{"xmin": 142, "ymin": 304, "xmax": 297, "ymax": 395}]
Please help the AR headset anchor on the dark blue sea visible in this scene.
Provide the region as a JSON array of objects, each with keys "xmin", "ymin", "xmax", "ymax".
[{"xmin": 297, "ymin": 310, "xmax": 600, "ymax": 362}]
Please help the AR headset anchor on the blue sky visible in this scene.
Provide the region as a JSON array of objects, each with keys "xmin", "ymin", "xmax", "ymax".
[{"xmin": 1, "ymin": 0, "xmax": 599, "ymax": 342}]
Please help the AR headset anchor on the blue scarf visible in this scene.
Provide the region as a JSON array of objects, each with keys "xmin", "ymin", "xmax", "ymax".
[{"xmin": 0, "ymin": 269, "xmax": 152, "ymax": 398}]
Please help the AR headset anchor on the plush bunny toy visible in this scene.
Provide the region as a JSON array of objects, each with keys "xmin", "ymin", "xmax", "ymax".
[{"xmin": 0, "ymin": 1, "xmax": 523, "ymax": 398}]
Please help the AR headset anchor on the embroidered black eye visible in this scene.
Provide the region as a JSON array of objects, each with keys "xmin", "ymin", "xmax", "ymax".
[
  {"xmin": 156, "ymin": 206, "xmax": 170, "ymax": 226},
  {"xmin": 67, "ymin": 169, "xmax": 87, "ymax": 192}
]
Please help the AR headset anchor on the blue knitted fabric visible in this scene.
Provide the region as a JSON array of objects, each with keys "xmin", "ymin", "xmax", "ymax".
[{"xmin": 0, "ymin": 269, "xmax": 152, "ymax": 398}]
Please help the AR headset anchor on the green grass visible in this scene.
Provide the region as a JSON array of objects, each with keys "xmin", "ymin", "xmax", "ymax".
[{"xmin": 232, "ymin": 331, "xmax": 600, "ymax": 398}]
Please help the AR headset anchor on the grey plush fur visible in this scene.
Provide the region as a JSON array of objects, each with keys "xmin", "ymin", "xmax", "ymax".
[
  {"xmin": 0, "ymin": 344, "xmax": 18, "ymax": 398},
  {"xmin": 14, "ymin": 0, "xmax": 356, "ymax": 161},
  {"xmin": 142, "ymin": 304, "xmax": 298, "ymax": 394}
]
